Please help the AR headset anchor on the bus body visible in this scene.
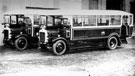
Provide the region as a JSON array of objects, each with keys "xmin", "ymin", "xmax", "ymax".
[{"xmin": 37, "ymin": 10, "xmax": 134, "ymax": 55}]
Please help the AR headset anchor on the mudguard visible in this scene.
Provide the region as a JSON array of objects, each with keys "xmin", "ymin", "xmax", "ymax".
[
  {"xmin": 52, "ymin": 37, "xmax": 69, "ymax": 47},
  {"xmin": 108, "ymin": 32, "xmax": 121, "ymax": 46},
  {"xmin": 15, "ymin": 34, "xmax": 30, "ymax": 41}
]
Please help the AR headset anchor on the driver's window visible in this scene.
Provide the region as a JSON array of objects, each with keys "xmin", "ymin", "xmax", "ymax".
[
  {"xmin": 18, "ymin": 18, "xmax": 24, "ymax": 24},
  {"xmin": 24, "ymin": 17, "xmax": 31, "ymax": 25},
  {"xmin": 55, "ymin": 18, "xmax": 61, "ymax": 25},
  {"xmin": 39, "ymin": 16, "xmax": 46, "ymax": 25},
  {"xmin": 11, "ymin": 16, "xmax": 17, "ymax": 24},
  {"xmin": 62, "ymin": 19, "xmax": 68, "ymax": 24},
  {"xmin": 34, "ymin": 15, "xmax": 40, "ymax": 25},
  {"xmin": 47, "ymin": 16, "xmax": 53, "ymax": 26}
]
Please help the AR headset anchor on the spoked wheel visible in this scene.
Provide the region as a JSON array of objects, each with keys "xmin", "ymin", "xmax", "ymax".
[
  {"xmin": 107, "ymin": 36, "xmax": 118, "ymax": 50},
  {"xmin": 53, "ymin": 40, "xmax": 67, "ymax": 56},
  {"xmin": 15, "ymin": 37, "xmax": 28, "ymax": 51}
]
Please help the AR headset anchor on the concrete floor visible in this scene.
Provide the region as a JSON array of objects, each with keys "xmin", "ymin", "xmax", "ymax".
[{"xmin": 0, "ymin": 37, "xmax": 135, "ymax": 76}]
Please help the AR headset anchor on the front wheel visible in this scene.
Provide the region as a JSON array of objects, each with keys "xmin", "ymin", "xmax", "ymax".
[
  {"xmin": 107, "ymin": 36, "xmax": 118, "ymax": 50},
  {"xmin": 52, "ymin": 40, "xmax": 67, "ymax": 56},
  {"xmin": 15, "ymin": 37, "xmax": 28, "ymax": 51}
]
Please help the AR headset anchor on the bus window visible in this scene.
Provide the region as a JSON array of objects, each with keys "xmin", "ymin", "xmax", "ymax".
[
  {"xmin": 89, "ymin": 15, "xmax": 96, "ymax": 26},
  {"xmin": 62, "ymin": 18, "xmax": 68, "ymax": 24},
  {"xmin": 24, "ymin": 17, "xmax": 31, "ymax": 25},
  {"xmin": 34, "ymin": 15, "xmax": 40, "ymax": 25},
  {"xmin": 11, "ymin": 16, "xmax": 17, "ymax": 24},
  {"xmin": 47, "ymin": 16, "xmax": 53, "ymax": 26},
  {"xmin": 83, "ymin": 15, "xmax": 96, "ymax": 26},
  {"xmin": 18, "ymin": 17, "xmax": 24, "ymax": 24},
  {"xmin": 73, "ymin": 16, "xmax": 82, "ymax": 27},
  {"xmin": 39, "ymin": 16, "xmax": 46, "ymax": 25},
  {"xmin": 55, "ymin": 18, "xmax": 61, "ymax": 25},
  {"xmin": 122, "ymin": 15, "xmax": 128, "ymax": 25},
  {"xmin": 4, "ymin": 16, "xmax": 10, "ymax": 23},
  {"xmin": 110, "ymin": 15, "xmax": 121, "ymax": 25},
  {"xmin": 83, "ymin": 15, "xmax": 89, "ymax": 26},
  {"xmin": 97, "ymin": 15, "xmax": 109, "ymax": 26}
]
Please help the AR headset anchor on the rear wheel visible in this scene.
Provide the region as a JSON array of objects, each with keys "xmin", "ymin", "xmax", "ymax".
[
  {"xmin": 107, "ymin": 36, "xmax": 118, "ymax": 50},
  {"xmin": 15, "ymin": 37, "xmax": 28, "ymax": 51},
  {"xmin": 52, "ymin": 40, "xmax": 67, "ymax": 55}
]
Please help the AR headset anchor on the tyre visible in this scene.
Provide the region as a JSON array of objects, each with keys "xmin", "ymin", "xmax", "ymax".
[
  {"xmin": 52, "ymin": 40, "xmax": 67, "ymax": 55},
  {"xmin": 107, "ymin": 36, "xmax": 118, "ymax": 50},
  {"xmin": 15, "ymin": 37, "xmax": 28, "ymax": 51}
]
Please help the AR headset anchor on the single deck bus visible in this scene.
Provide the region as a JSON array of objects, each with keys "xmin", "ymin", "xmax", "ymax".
[{"xmin": 37, "ymin": 10, "xmax": 134, "ymax": 55}]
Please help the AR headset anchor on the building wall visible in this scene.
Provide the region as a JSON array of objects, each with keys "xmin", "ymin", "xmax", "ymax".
[
  {"xmin": 26, "ymin": 0, "xmax": 54, "ymax": 8},
  {"xmin": 0, "ymin": 0, "xmax": 4, "ymax": 46},
  {"xmin": 123, "ymin": 0, "xmax": 131, "ymax": 12},
  {"xmin": 59, "ymin": 0, "xmax": 82, "ymax": 9}
]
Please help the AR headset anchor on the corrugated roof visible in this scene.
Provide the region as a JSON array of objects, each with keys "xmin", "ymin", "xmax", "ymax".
[{"xmin": 4, "ymin": 9, "xmax": 133, "ymax": 15}]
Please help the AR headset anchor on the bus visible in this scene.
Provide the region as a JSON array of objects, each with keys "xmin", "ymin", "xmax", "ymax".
[
  {"xmin": 2, "ymin": 10, "xmax": 45, "ymax": 50},
  {"xmin": 37, "ymin": 10, "xmax": 133, "ymax": 55}
]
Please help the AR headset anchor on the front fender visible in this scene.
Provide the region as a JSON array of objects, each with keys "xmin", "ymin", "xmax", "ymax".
[
  {"xmin": 52, "ymin": 37, "xmax": 69, "ymax": 47},
  {"xmin": 52, "ymin": 37, "xmax": 67, "ymax": 43},
  {"xmin": 15, "ymin": 34, "xmax": 30, "ymax": 40},
  {"xmin": 108, "ymin": 32, "xmax": 121, "ymax": 46},
  {"xmin": 108, "ymin": 32, "xmax": 120, "ymax": 38}
]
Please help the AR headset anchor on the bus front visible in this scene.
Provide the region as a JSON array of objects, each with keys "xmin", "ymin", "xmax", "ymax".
[
  {"xmin": 2, "ymin": 14, "xmax": 25, "ymax": 47},
  {"xmin": 39, "ymin": 15, "xmax": 71, "ymax": 55}
]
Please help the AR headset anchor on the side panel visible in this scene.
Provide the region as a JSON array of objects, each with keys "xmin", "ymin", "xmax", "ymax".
[
  {"xmin": 72, "ymin": 27, "xmax": 121, "ymax": 40},
  {"xmin": 129, "ymin": 26, "xmax": 133, "ymax": 37}
]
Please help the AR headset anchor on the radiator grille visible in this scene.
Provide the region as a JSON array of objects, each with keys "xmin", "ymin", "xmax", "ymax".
[
  {"xmin": 4, "ymin": 30, "xmax": 8, "ymax": 38},
  {"xmin": 40, "ymin": 32, "xmax": 45, "ymax": 43}
]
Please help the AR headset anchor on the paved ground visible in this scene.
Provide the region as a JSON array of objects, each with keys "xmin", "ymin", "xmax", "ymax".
[{"xmin": 0, "ymin": 37, "xmax": 135, "ymax": 76}]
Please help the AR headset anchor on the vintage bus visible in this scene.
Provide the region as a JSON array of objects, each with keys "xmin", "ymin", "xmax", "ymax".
[
  {"xmin": 37, "ymin": 10, "xmax": 133, "ymax": 55},
  {"xmin": 2, "ymin": 10, "xmax": 46, "ymax": 50}
]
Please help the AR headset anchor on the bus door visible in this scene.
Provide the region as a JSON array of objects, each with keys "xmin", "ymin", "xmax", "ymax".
[
  {"xmin": 121, "ymin": 16, "xmax": 130, "ymax": 37},
  {"xmin": 33, "ymin": 15, "xmax": 40, "ymax": 37},
  {"xmin": 24, "ymin": 16, "xmax": 32, "ymax": 35},
  {"xmin": 121, "ymin": 15, "xmax": 129, "ymax": 43}
]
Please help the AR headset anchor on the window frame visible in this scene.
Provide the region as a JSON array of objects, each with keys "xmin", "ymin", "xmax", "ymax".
[
  {"xmin": 110, "ymin": 15, "xmax": 121, "ymax": 26},
  {"xmin": 73, "ymin": 15, "xmax": 82, "ymax": 27},
  {"xmin": 47, "ymin": 16, "xmax": 53, "ymax": 26},
  {"xmin": 4, "ymin": 15, "xmax": 10, "ymax": 24},
  {"xmin": 97, "ymin": 15, "xmax": 110, "ymax": 26},
  {"xmin": 11, "ymin": 15, "xmax": 17, "ymax": 24}
]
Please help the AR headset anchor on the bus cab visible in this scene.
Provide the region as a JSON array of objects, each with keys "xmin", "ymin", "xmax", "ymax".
[
  {"xmin": 2, "ymin": 10, "xmax": 43, "ymax": 50},
  {"xmin": 38, "ymin": 10, "xmax": 133, "ymax": 55}
]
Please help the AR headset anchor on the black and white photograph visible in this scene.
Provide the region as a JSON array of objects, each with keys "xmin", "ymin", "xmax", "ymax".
[{"xmin": 0, "ymin": 0, "xmax": 135, "ymax": 76}]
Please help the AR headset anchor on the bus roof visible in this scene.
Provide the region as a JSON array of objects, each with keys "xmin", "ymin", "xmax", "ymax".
[{"xmin": 4, "ymin": 9, "xmax": 133, "ymax": 16}]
